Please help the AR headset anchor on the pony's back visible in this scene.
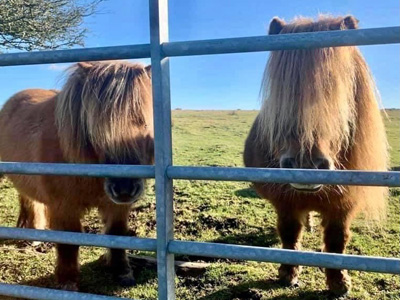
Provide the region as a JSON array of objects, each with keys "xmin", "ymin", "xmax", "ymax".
[
  {"xmin": 0, "ymin": 89, "xmax": 62, "ymax": 164},
  {"xmin": 0, "ymin": 89, "xmax": 82, "ymax": 204}
]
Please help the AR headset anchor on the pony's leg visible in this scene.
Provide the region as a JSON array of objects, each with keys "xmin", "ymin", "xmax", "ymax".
[
  {"xmin": 17, "ymin": 196, "xmax": 47, "ymax": 230},
  {"xmin": 322, "ymin": 214, "xmax": 352, "ymax": 295},
  {"xmin": 276, "ymin": 210, "xmax": 304, "ymax": 286},
  {"xmin": 17, "ymin": 196, "xmax": 48, "ymax": 247},
  {"xmin": 16, "ymin": 195, "xmax": 30, "ymax": 228},
  {"xmin": 49, "ymin": 207, "xmax": 82, "ymax": 291},
  {"xmin": 100, "ymin": 206, "xmax": 135, "ymax": 286}
]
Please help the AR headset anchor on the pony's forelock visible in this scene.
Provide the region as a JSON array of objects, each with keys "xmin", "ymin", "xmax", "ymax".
[
  {"xmin": 56, "ymin": 61, "xmax": 152, "ymax": 162},
  {"xmin": 258, "ymin": 15, "xmax": 359, "ymax": 162}
]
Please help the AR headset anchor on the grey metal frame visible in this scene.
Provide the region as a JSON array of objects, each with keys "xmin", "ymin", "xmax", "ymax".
[{"xmin": 0, "ymin": 0, "xmax": 399, "ymax": 299}]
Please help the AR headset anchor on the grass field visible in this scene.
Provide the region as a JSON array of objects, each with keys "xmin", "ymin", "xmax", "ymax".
[{"xmin": 0, "ymin": 109, "xmax": 399, "ymax": 300}]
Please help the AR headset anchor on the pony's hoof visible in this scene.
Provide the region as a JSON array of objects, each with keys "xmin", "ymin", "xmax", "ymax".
[
  {"xmin": 327, "ymin": 277, "xmax": 352, "ymax": 296},
  {"xmin": 279, "ymin": 277, "xmax": 301, "ymax": 288},
  {"xmin": 291, "ymin": 281, "xmax": 302, "ymax": 288},
  {"xmin": 59, "ymin": 282, "xmax": 79, "ymax": 291},
  {"xmin": 278, "ymin": 272, "xmax": 300, "ymax": 287},
  {"xmin": 117, "ymin": 272, "xmax": 136, "ymax": 287},
  {"xmin": 278, "ymin": 265, "xmax": 301, "ymax": 287}
]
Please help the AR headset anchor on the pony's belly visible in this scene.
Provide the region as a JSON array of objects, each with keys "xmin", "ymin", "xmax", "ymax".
[
  {"xmin": 5, "ymin": 174, "xmax": 106, "ymax": 209},
  {"xmin": 5, "ymin": 174, "xmax": 44, "ymax": 200}
]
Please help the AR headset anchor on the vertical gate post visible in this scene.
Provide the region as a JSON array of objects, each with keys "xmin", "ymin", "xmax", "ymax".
[{"xmin": 149, "ymin": 0, "xmax": 175, "ymax": 299}]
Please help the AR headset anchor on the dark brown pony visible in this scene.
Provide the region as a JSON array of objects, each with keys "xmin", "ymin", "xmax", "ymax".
[
  {"xmin": 0, "ymin": 61, "xmax": 154, "ymax": 290},
  {"xmin": 244, "ymin": 15, "xmax": 388, "ymax": 295}
]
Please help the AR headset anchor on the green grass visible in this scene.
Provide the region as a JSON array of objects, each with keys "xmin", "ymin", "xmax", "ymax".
[
  {"xmin": 0, "ymin": 110, "xmax": 399, "ymax": 300},
  {"xmin": 385, "ymin": 109, "xmax": 400, "ymax": 167}
]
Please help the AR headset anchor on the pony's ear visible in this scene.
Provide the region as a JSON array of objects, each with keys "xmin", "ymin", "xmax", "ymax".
[
  {"xmin": 77, "ymin": 61, "xmax": 94, "ymax": 72},
  {"xmin": 145, "ymin": 65, "xmax": 151, "ymax": 77},
  {"xmin": 342, "ymin": 15, "xmax": 359, "ymax": 30},
  {"xmin": 269, "ymin": 17, "xmax": 286, "ymax": 35}
]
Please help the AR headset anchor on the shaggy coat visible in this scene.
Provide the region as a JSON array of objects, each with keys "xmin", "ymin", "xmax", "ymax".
[
  {"xmin": 244, "ymin": 15, "xmax": 388, "ymax": 295},
  {"xmin": 0, "ymin": 61, "xmax": 154, "ymax": 290}
]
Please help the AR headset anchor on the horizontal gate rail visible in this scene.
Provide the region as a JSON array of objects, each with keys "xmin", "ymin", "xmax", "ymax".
[
  {"xmin": 1, "ymin": 227, "xmax": 399, "ymax": 275},
  {"xmin": 163, "ymin": 26, "xmax": 400, "ymax": 56},
  {"xmin": 0, "ymin": 283, "xmax": 134, "ymax": 300},
  {"xmin": 1, "ymin": 163, "xmax": 399, "ymax": 187},
  {"xmin": 0, "ymin": 227, "xmax": 157, "ymax": 251},
  {"xmin": 1, "ymin": 27, "xmax": 399, "ymax": 67},
  {"xmin": 0, "ymin": 44, "xmax": 150, "ymax": 66},
  {"xmin": 169, "ymin": 241, "xmax": 400, "ymax": 274},
  {"xmin": 167, "ymin": 166, "xmax": 400, "ymax": 187},
  {"xmin": 0, "ymin": 162, "xmax": 155, "ymax": 178}
]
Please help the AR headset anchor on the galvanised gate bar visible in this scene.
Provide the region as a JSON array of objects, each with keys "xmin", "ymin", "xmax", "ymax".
[{"xmin": 0, "ymin": 0, "xmax": 399, "ymax": 299}]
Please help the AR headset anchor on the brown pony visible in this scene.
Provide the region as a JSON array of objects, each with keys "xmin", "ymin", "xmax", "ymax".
[
  {"xmin": 0, "ymin": 61, "xmax": 154, "ymax": 290},
  {"xmin": 244, "ymin": 15, "xmax": 388, "ymax": 295}
]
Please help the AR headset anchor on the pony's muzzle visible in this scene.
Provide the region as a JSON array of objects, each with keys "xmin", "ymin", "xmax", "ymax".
[
  {"xmin": 105, "ymin": 178, "xmax": 144, "ymax": 205},
  {"xmin": 280, "ymin": 156, "xmax": 332, "ymax": 192},
  {"xmin": 289, "ymin": 183, "xmax": 322, "ymax": 192},
  {"xmin": 279, "ymin": 157, "xmax": 332, "ymax": 170}
]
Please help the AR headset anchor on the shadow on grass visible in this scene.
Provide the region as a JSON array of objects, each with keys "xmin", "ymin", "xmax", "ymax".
[
  {"xmin": 234, "ymin": 187, "xmax": 260, "ymax": 199},
  {"xmin": 268, "ymin": 291, "xmax": 339, "ymax": 300},
  {"xmin": 197, "ymin": 279, "xmax": 280, "ymax": 300},
  {"xmin": 199, "ymin": 279, "xmax": 334, "ymax": 300},
  {"xmin": 212, "ymin": 226, "xmax": 279, "ymax": 248},
  {"xmin": 176, "ymin": 226, "xmax": 279, "ymax": 263},
  {"xmin": 17, "ymin": 255, "xmax": 157, "ymax": 298}
]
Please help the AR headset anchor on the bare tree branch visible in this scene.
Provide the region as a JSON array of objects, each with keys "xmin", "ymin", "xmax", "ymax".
[{"xmin": 0, "ymin": 0, "xmax": 104, "ymax": 52}]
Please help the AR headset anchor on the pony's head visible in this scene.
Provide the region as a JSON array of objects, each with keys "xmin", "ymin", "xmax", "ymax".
[
  {"xmin": 258, "ymin": 15, "xmax": 364, "ymax": 192},
  {"xmin": 56, "ymin": 61, "xmax": 153, "ymax": 204}
]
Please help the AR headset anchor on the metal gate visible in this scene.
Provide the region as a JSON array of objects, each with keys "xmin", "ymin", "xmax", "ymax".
[{"xmin": 0, "ymin": 1, "xmax": 399, "ymax": 299}]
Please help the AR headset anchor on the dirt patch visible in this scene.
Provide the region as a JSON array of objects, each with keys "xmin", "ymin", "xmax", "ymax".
[
  {"xmin": 198, "ymin": 203, "xmax": 211, "ymax": 212},
  {"xmin": 390, "ymin": 188, "xmax": 400, "ymax": 197},
  {"xmin": 176, "ymin": 219, "xmax": 202, "ymax": 236},
  {"xmin": 233, "ymin": 288, "xmax": 263, "ymax": 300},
  {"xmin": 199, "ymin": 215, "xmax": 246, "ymax": 232}
]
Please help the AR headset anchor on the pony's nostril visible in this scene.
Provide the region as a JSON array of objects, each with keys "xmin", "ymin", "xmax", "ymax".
[
  {"xmin": 130, "ymin": 183, "xmax": 143, "ymax": 198},
  {"xmin": 280, "ymin": 157, "xmax": 296, "ymax": 169},
  {"xmin": 109, "ymin": 184, "xmax": 119, "ymax": 198},
  {"xmin": 130, "ymin": 185, "xmax": 138, "ymax": 197},
  {"xmin": 316, "ymin": 158, "xmax": 331, "ymax": 170}
]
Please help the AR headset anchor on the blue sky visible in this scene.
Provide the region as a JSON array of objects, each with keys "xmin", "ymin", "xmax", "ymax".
[{"xmin": 0, "ymin": 0, "xmax": 399, "ymax": 109}]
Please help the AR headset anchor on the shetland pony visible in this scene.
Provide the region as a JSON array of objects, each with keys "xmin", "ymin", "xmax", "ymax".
[
  {"xmin": 0, "ymin": 61, "xmax": 154, "ymax": 290},
  {"xmin": 244, "ymin": 16, "xmax": 388, "ymax": 295}
]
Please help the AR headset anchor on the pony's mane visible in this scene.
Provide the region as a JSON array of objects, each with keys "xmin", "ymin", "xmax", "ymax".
[
  {"xmin": 56, "ymin": 61, "xmax": 152, "ymax": 162},
  {"xmin": 258, "ymin": 15, "xmax": 366, "ymax": 161}
]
